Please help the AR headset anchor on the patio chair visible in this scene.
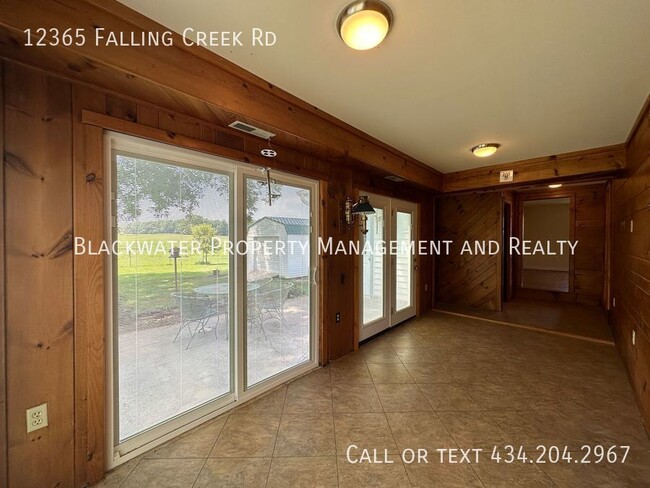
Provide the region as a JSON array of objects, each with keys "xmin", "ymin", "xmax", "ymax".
[
  {"xmin": 258, "ymin": 281, "xmax": 294, "ymax": 325},
  {"xmin": 171, "ymin": 292, "xmax": 218, "ymax": 349}
]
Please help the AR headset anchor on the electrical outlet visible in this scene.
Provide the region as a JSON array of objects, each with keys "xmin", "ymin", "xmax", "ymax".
[
  {"xmin": 26, "ymin": 403, "xmax": 48, "ymax": 433},
  {"xmin": 630, "ymin": 220, "xmax": 634, "ymax": 232},
  {"xmin": 632, "ymin": 330, "xmax": 636, "ymax": 346},
  {"xmin": 335, "ymin": 312, "xmax": 341, "ymax": 323},
  {"xmin": 613, "ymin": 297, "xmax": 616, "ymax": 308}
]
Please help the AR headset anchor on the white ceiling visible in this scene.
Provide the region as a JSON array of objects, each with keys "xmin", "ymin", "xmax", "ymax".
[{"xmin": 119, "ymin": 0, "xmax": 650, "ymax": 173}]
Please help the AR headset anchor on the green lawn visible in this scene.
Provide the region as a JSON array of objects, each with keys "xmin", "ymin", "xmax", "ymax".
[{"xmin": 116, "ymin": 233, "xmax": 230, "ymax": 314}]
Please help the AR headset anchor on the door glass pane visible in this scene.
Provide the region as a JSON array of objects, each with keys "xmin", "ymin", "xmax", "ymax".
[
  {"xmin": 114, "ymin": 153, "xmax": 232, "ymax": 441},
  {"xmin": 395, "ymin": 211, "xmax": 413, "ymax": 311},
  {"xmin": 363, "ymin": 208, "xmax": 385, "ymax": 324},
  {"xmin": 244, "ymin": 177, "xmax": 312, "ymax": 387}
]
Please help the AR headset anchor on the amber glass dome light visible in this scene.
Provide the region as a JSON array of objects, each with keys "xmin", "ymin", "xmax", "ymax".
[{"xmin": 337, "ymin": 0, "xmax": 394, "ymax": 50}]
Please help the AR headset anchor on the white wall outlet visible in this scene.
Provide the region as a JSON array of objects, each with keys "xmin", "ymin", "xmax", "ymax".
[
  {"xmin": 499, "ymin": 170, "xmax": 513, "ymax": 183},
  {"xmin": 630, "ymin": 220, "xmax": 634, "ymax": 232},
  {"xmin": 632, "ymin": 330, "xmax": 636, "ymax": 346},
  {"xmin": 26, "ymin": 403, "xmax": 48, "ymax": 433}
]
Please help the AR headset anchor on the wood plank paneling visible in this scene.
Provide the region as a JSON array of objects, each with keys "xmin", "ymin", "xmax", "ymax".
[
  {"xmin": 4, "ymin": 63, "xmax": 74, "ymax": 487},
  {"xmin": 435, "ymin": 192, "xmax": 502, "ymax": 310},
  {"xmin": 611, "ymin": 96, "xmax": 650, "ymax": 432},
  {"xmin": 0, "ymin": 59, "xmax": 7, "ymax": 488},
  {"xmin": 72, "ymin": 87, "xmax": 106, "ymax": 487},
  {"xmin": 0, "ymin": 0, "xmax": 443, "ymax": 190},
  {"xmin": 443, "ymin": 145, "xmax": 625, "ymax": 192}
]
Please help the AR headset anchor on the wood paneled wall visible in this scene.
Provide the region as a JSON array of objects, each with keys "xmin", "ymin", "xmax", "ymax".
[
  {"xmin": 435, "ymin": 192, "xmax": 502, "ymax": 310},
  {"xmin": 0, "ymin": 60, "xmax": 435, "ymax": 487},
  {"xmin": 4, "ymin": 63, "xmax": 76, "ymax": 487},
  {"xmin": 611, "ymin": 97, "xmax": 650, "ymax": 431},
  {"xmin": 514, "ymin": 184, "xmax": 607, "ymax": 305}
]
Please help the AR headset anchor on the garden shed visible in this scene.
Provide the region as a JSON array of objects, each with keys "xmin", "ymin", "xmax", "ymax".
[{"xmin": 247, "ymin": 217, "xmax": 310, "ymax": 278}]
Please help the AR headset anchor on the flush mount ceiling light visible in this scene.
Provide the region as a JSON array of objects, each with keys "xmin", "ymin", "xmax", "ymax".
[
  {"xmin": 337, "ymin": 0, "xmax": 394, "ymax": 50},
  {"xmin": 471, "ymin": 143, "xmax": 501, "ymax": 158},
  {"xmin": 548, "ymin": 184, "xmax": 563, "ymax": 189}
]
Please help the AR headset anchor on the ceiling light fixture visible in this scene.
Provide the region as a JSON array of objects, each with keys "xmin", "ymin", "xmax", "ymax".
[
  {"xmin": 337, "ymin": 0, "xmax": 394, "ymax": 50},
  {"xmin": 548, "ymin": 184, "xmax": 563, "ymax": 189},
  {"xmin": 471, "ymin": 143, "xmax": 501, "ymax": 158}
]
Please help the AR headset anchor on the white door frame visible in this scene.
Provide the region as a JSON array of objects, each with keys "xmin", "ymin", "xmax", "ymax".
[
  {"xmin": 105, "ymin": 132, "xmax": 319, "ymax": 468},
  {"xmin": 358, "ymin": 193, "xmax": 418, "ymax": 342}
]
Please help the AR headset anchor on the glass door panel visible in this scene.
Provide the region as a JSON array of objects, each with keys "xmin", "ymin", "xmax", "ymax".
[
  {"xmin": 362, "ymin": 208, "xmax": 385, "ymax": 324},
  {"xmin": 113, "ymin": 151, "xmax": 233, "ymax": 443},
  {"xmin": 391, "ymin": 203, "xmax": 417, "ymax": 325},
  {"xmin": 244, "ymin": 176, "xmax": 313, "ymax": 387},
  {"xmin": 395, "ymin": 211, "xmax": 413, "ymax": 312},
  {"xmin": 360, "ymin": 196, "xmax": 390, "ymax": 340}
]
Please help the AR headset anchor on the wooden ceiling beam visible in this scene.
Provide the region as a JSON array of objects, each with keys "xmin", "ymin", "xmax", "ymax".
[
  {"xmin": 0, "ymin": 0, "xmax": 443, "ymax": 190},
  {"xmin": 443, "ymin": 144, "xmax": 626, "ymax": 193}
]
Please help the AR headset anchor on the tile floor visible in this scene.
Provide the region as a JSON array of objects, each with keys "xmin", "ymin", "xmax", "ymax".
[{"xmin": 98, "ymin": 311, "xmax": 650, "ymax": 487}]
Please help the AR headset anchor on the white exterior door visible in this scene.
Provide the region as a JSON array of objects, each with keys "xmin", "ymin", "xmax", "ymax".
[{"xmin": 359, "ymin": 194, "xmax": 418, "ymax": 341}]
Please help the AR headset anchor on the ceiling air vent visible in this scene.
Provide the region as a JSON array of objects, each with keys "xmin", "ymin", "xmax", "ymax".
[
  {"xmin": 228, "ymin": 121, "xmax": 276, "ymax": 140},
  {"xmin": 385, "ymin": 175, "xmax": 405, "ymax": 182}
]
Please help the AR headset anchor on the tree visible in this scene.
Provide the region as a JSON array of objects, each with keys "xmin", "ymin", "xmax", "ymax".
[
  {"xmin": 116, "ymin": 155, "xmax": 282, "ymax": 225},
  {"xmin": 191, "ymin": 223, "xmax": 217, "ymax": 264}
]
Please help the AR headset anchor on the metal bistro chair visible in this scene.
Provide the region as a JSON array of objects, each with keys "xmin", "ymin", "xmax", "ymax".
[
  {"xmin": 258, "ymin": 280, "xmax": 294, "ymax": 325},
  {"xmin": 171, "ymin": 292, "xmax": 217, "ymax": 349}
]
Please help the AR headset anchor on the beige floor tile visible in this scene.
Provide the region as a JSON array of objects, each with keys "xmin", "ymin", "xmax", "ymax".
[
  {"xmin": 94, "ymin": 457, "xmax": 141, "ymax": 487},
  {"xmin": 145, "ymin": 415, "xmax": 227, "ymax": 458},
  {"xmin": 194, "ymin": 457, "xmax": 271, "ymax": 488},
  {"xmin": 266, "ymin": 457, "xmax": 338, "ymax": 488},
  {"xmin": 288, "ymin": 366, "xmax": 331, "ymax": 388},
  {"xmin": 275, "ymin": 413, "xmax": 336, "ymax": 457},
  {"xmin": 330, "ymin": 360, "xmax": 373, "ymax": 384},
  {"xmin": 405, "ymin": 461, "xmax": 484, "ymax": 487},
  {"xmin": 375, "ymin": 384, "xmax": 432, "ymax": 412},
  {"xmin": 538, "ymin": 448, "xmax": 650, "ymax": 488},
  {"xmin": 234, "ymin": 386, "xmax": 286, "ymax": 415},
  {"xmin": 404, "ymin": 362, "xmax": 454, "ymax": 383},
  {"xmin": 210, "ymin": 412, "xmax": 280, "ymax": 457},
  {"xmin": 418, "ymin": 383, "xmax": 483, "ymax": 411},
  {"xmin": 386, "ymin": 411, "xmax": 457, "ymax": 451},
  {"xmin": 121, "ymin": 458, "xmax": 204, "ymax": 488},
  {"xmin": 362, "ymin": 346, "xmax": 402, "ymax": 364},
  {"xmin": 367, "ymin": 362, "xmax": 414, "ymax": 384},
  {"xmin": 472, "ymin": 458, "xmax": 555, "ymax": 487},
  {"xmin": 337, "ymin": 456, "xmax": 410, "ymax": 487},
  {"xmin": 332, "ymin": 383, "xmax": 383, "ymax": 413},
  {"xmin": 335, "ymin": 412, "xmax": 398, "ymax": 455},
  {"xmin": 393, "ymin": 347, "xmax": 443, "ymax": 363},
  {"xmin": 438, "ymin": 411, "xmax": 513, "ymax": 449},
  {"xmin": 284, "ymin": 383, "xmax": 333, "ymax": 413},
  {"xmin": 463, "ymin": 382, "xmax": 538, "ymax": 410}
]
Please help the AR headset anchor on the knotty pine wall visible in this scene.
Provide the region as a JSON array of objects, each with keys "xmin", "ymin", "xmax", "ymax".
[
  {"xmin": 0, "ymin": 61, "xmax": 435, "ymax": 487},
  {"xmin": 435, "ymin": 192, "xmax": 502, "ymax": 311},
  {"xmin": 611, "ymin": 99, "xmax": 650, "ymax": 431}
]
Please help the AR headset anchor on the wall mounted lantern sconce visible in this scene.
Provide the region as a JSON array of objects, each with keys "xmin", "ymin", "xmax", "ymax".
[{"xmin": 344, "ymin": 195, "xmax": 376, "ymax": 234}]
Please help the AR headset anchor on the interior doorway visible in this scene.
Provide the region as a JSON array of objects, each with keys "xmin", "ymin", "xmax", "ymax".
[
  {"xmin": 359, "ymin": 194, "xmax": 418, "ymax": 341},
  {"xmin": 520, "ymin": 197, "xmax": 571, "ymax": 292}
]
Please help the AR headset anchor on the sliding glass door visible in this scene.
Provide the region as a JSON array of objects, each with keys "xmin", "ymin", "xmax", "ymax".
[
  {"xmin": 108, "ymin": 134, "xmax": 318, "ymax": 464},
  {"xmin": 244, "ymin": 175, "xmax": 314, "ymax": 387},
  {"xmin": 112, "ymin": 146, "xmax": 234, "ymax": 447}
]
